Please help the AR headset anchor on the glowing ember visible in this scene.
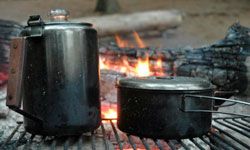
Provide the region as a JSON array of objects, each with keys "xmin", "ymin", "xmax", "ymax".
[
  {"xmin": 99, "ymin": 57, "xmax": 108, "ymax": 70},
  {"xmin": 101, "ymin": 104, "xmax": 117, "ymax": 120},
  {"xmin": 103, "ymin": 108, "xmax": 117, "ymax": 119},
  {"xmin": 154, "ymin": 57, "xmax": 165, "ymax": 76},
  {"xmin": 156, "ymin": 58, "xmax": 162, "ymax": 68}
]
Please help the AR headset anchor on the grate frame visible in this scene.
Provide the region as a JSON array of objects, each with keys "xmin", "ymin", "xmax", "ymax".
[{"xmin": 0, "ymin": 116, "xmax": 249, "ymax": 150}]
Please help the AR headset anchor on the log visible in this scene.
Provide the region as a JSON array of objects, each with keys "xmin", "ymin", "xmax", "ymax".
[
  {"xmin": 99, "ymin": 23, "xmax": 250, "ymax": 97},
  {"xmin": 72, "ymin": 10, "xmax": 182, "ymax": 37},
  {"xmin": 95, "ymin": 0, "xmax": 121, "ymax": 14},
  {"xmin": 100, "ymin": 45, "xmax": 247, "ymax": 94}
]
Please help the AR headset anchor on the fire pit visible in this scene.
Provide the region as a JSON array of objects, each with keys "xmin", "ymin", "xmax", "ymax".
[
  {"xmin": 100, "ymin": 23, "xmax": 250, "ymax": 120},
  {"xmin": 0, "ymin": 13, "xmax": 250, "ymax": 150}
]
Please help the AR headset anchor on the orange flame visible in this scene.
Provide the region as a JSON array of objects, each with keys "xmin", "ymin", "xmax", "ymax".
[
  {"xmin": 99, "ymin": 57, "xmax": 108, "ymax": 70},
  {"xmin": 156, "ymin": 58, "xmax": 162, "ymax": 68},
  {"xmin": 101, "ymin": 104, "xmax": 117, "ymax": 122},
  {"xmin": 115, "ymin": 35, "xmax": 128, "ymax": 48},
  {"xmin": 133, "ymin": 31, "xmax": 146, "ymax": 48},
  {"xmin": 100, "ymin": 32, "xmax": 165, "ymax": 77},
  {"xmin": 100, "ymin": 32, "xmax": 166, "ymax": 121},
  {"xmin": 154, "ymin": 57, "xmax": 165, "ymax": 76},
  {"xmin": 102, "ymin": 108, "xmax": 117, "ymax": 119},
  {"xmin": 136, "ymin": 54, "xmax": 151, "ymax": 77}
]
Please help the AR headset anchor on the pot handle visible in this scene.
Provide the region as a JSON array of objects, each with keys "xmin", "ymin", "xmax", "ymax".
[
  {"xmin": 180, "ymin": 94, "xmax": 250, "ymax": 117},
  {"xmin": 213, "ymin": 90, "xmax": 239, "ymax": 108},
  {"xmin": 6, "ymin": 37, "xmax": 43, "ymax": 123},
  {"xmin": 213, "ymin": 90, "xmax": 239, "ymax": 97}
]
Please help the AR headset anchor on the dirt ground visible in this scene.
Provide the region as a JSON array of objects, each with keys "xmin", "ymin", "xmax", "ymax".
[{"xmin": 0, "ymin": 0, "xmax": 250, "ymax": 47}]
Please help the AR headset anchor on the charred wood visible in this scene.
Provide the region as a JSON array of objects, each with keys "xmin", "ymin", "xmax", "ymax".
[
  {"xmin": 100, "ymin": 23, "xmax": 250, "ymax": 95},
  {"xmin": 95, "ymin": 0, "xmax": 121, "ymax": 14}
]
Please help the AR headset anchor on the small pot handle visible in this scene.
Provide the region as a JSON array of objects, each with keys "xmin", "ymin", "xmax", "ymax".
[
  {"xmin": 213, "ymin": 90, "xmax": 239, "ymax": 97},
  {"xmin": 6, "ymin": 37, "xmax": 43, "ymax": 123},
  {"xmin": 180, "ymin": 94, "xmax": 250, "ymax": 117},
  {"xmin": 213, "ymin": 90, "xmax": 239, "ymax": 108}
]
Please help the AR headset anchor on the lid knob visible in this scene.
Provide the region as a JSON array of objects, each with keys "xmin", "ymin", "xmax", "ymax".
[{"xmin": 49, "ymin": 8, "xmax": 69, "ymax": 22}]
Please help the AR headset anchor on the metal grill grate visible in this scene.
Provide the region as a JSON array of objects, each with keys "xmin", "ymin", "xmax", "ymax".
[{"xmin": 0, "ymin": 116, "xmax": 249, "ymax": 150}]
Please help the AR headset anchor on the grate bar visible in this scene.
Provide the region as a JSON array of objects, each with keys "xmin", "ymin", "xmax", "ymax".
[
  {"xmin": 224, "ymin": 119, "xmax": 250, "ymax": 132},
  {"xmin": 50, "ymin": 138, "xmax": 56, "ymax": 150},
  {"xmin": 64, "ymin": 137, "xmax": 69, "ymax": 150},
  {"xmin": 190, "ymin": 138, "xmax": 206, "ymax": 150},
  {"xmin": 200, "ymin": 136, "xmax": 219, "ymax": 150},
  {"xmin": 233, "ymin": 118, "xmax": 250, "ymax": 128},
  {"xmin": 14, "ymin": 131, "xmax": 26, "ymax": 148},
  {"xmin": 77, "ymin": 135, "xmax": 83, "ymax": 150},
  {"xmin": 3, "ymin": 123, "xmax": 22, "ymax": 145},
  {"xmin": 178, "ymin": 140, "xmax": 190, "ymax": 150},
  {"xmin": 212, "ymin": 125, "xmax": 250, "ymax": 149},
  {"xmin": 100, "ymin": 122, "xmax": 109, "ymax": 150},
  {"xmin": 127, "ymin": 135, "xmax": 136, "ymax": 150},
  {"xmin": 166, "ymin": 140, "xmax": 177, "ymax": 150},
  {"xmin": 140, "ymin": 138, "xmax": 151, "ymax": 150},
  {"xmin": 242, "ymin": 118, "xmax": 250, "ymax": 123},
  {"xmin": 110, "ymin": 120, "xmax": 123, "ymax": 150},
  {"xmin": 155, "ymin": 139, "xmax": 164, "ymax": 150},
  {"xmin": 214, "ymin": 119, "xmax": 250, "ymax": 137},
  {"xmin": 209, "ymin": 132, "xmax": 241, "ymax": 150},
  {"xmin": 207, "ymin": 134, "xmax": 229, "ymax": 150},
  {"xmin": 37, "ymin": 136, "xmax": 46, "ymax": 150},
  {"xmin": 91, "ymin": 131, "xmax": 96, "ymax": 150},
  {"xmin": 22, "ymin": 134, "xmax": 35, "ymax": 150},
  {"xmin": 213, "ymin": 116, "xmax": 248, "ymax": 120}
]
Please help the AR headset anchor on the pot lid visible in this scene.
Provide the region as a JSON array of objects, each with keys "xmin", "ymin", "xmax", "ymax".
[
  {"xmin": 117, "ymin": 76, "xmax": 214, "ymax": 91},
  {"xmin": 49, "ymin": 8, "xmax": 70, "ymax": 22},
  {"xmin": 26, "ymin": 8, "xmax": 92, "ymax": 27}
]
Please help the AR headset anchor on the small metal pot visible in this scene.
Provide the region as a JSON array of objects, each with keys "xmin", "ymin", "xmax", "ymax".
[{"xmin": 117, "ymin": 76, "xmax": 249, "ymax": 139}]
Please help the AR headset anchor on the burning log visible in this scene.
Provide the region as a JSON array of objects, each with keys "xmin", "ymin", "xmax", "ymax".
[
  {"xmin": 72, "ymin": 10, "xmax": 182, "ymax": 37},
  {"xmin": 100, "ymin": 45, "xmax": 247, "ymax": 93},
  {"xmin": 99, "ymin": 23, "xmax": 250, "ymax": 96},
  {"xmin": 177, "ymin": 45, "xmax": 247, "ymax": 93}
]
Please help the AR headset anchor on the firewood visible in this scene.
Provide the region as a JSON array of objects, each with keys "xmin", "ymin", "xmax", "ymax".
[
  {"xmin": 72, "ymin": 10, "xmax": 182, "ymax": 37},
  {"xmin": 95, "ymin": 0, "xmax": 121, "ymax": 14},
  {"xmin": 99, "ymin": 23, "xmax": 250, "ymax": 96}
]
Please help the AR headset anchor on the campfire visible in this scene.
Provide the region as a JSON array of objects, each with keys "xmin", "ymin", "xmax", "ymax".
[
  {"xmin": 100, "ymin": 23, "xmax": 250, "ymax": 123},
  {"xmin": 100, "ymin": 32, "xmax": 167, "ymax": 120},
  {"xmin": 99, "ymin": 32, "xmax": 165, "ymax": 77}
]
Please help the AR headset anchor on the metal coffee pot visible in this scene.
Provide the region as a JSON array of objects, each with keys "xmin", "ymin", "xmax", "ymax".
[{"xmin": 6, "ymin": 9, "xmax": 101, "ymax": 136}]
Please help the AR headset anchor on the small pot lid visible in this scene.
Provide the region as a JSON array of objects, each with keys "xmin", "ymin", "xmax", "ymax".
[{"xmin": 117, "ymin": 76, "xmax": 214, "ymax": 91}]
